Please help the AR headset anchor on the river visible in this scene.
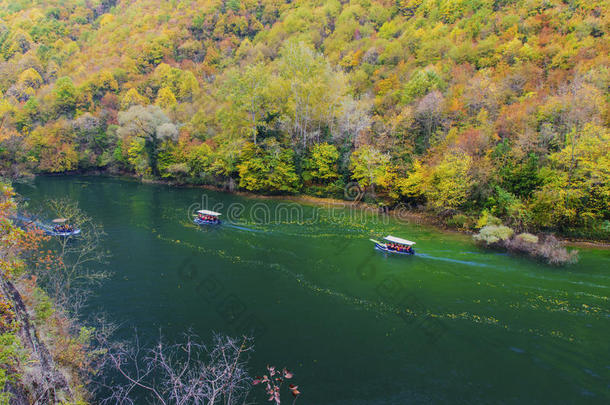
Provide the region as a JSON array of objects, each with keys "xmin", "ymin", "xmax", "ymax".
[{"xmin": 15, "ymin": 175, "xmax": 610, "ymax": 404}]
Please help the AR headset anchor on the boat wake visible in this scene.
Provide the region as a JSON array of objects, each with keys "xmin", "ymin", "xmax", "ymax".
[
  {"xmin": 223, "ymin": 223, "xmax": 265, "ymax": 233},
  {"xmin": 12, "ymin": 213, "xmax": 51, "ymax": 231},
  {"xmin": 416, "ymin": 253, "xmax": 492, "ymax": 268}
]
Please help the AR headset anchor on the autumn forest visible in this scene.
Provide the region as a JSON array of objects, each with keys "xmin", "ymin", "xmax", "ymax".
[{"xmin": 0, "ymin": 0, "xmax": 608, "ymax": 239}]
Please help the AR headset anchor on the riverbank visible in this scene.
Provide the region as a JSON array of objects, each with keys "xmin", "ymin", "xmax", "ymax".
[
  {"xmin": 31, "ymin": 171, "xmax": 610, "ymax": 249},
  {"xmin": 0, "ymin": 183, "xmax": 92, "ymax": 404}
]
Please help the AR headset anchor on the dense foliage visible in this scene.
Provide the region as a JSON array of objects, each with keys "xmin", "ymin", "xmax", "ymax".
[
  {"xmin": 0, "ymin": 183, "xmax": 91, "ymax": 404},
  {"xmin": 0, "ymin": 0, "xmax": 607, "ymax": 238}
]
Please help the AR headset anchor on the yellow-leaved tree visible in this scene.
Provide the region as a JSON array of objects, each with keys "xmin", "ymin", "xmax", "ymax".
[
  {"xmin": 121, "ymin": 88, "xmax": 148, "ymax": 110},
  {"xmin": 531, "ymin": 124, "xmax": 609, "ymax": 230},
  {"xmin": 400, "ymin": 150, "xmax": 473, "ymax": 211},
  {"xmin": 426, "ymin": 150, "xmax": 473, "ymax": 211},
  {"xmin": 155, "ymin": 87, "xmax": 177, "ymax": 109},
  {"xmin": 349, "ymin": 145, "xmax": 399, "ymax": 199}
]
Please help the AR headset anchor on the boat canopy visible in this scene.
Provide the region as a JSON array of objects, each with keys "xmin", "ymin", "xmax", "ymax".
[
  {"xmin": 384, "ymin": 235, "xmax": 416, "ymax": 245},
  {"xmin": 196, "ymin": 209, "xmax": 222, "ymax": 217},
  {"xmin": 52, "ymin": 218, "xmax": 68, "ymax": 223}
]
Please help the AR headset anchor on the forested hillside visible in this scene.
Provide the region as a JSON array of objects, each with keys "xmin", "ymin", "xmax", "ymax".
[{"xmin": 0, "ymin": 0, "xmax": 607, "ymax": 238}]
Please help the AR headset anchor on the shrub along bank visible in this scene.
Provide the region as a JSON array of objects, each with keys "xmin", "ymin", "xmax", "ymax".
[{"xmin": 473, "ymin": 214, "xmax": 579, "ymax": 265}]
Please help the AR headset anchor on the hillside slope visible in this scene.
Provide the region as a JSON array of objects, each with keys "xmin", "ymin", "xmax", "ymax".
[
  {"xmin": 0, "ymin": 184, "xmax": 90, "ymax": 404},
  {"xmin": 0, "ymin": 0, "xmax": 608, "ymax": 237}
]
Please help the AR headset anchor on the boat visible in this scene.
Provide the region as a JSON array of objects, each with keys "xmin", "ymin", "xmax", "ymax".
[
  {"xmin": 370, "ymin": 235, "xmax": 416, "ymax": 255},
  {"xmin": 46, "ymin": 218, "xmax": 81, "ymax": 237},
  {"xmin": 194, "ymin": 210, "xmax": 221, "ymax": 225}
]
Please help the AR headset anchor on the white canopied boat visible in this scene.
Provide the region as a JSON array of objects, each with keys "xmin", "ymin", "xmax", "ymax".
[
  {"xmin": 370, "ymin": 235, "xmax": 416, "ymax": 255},
  {"xmin": 47, "ymin": 218, "xmax": 81, "ymax": 237},
  {"xmin": 194, "ymin": 210, "xmax": 221, "ymax": 225}
]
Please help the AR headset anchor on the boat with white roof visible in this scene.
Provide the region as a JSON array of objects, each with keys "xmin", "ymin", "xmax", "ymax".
[
  {"xmin": 370, "ymin": 235, "xmax": 415, "ymax": 255},
  {"xmin": 194, "ymin": 209, "xmax": 221, "ymax": 225},
  {"xmin": 47, "ymin": 218, "xmax": 81, "ymax": 237}
]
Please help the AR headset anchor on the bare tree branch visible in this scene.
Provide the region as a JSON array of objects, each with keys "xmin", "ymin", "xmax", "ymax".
[{"xmin": 95, "ymin": 331, "xmax": 253, "ymax": 405}]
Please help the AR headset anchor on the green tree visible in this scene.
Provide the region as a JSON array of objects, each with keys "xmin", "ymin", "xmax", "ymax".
[
  {"xmin": 187, "ymin": 143, "xmax": 214, "ymax": 178},
  {"xmin": 278, "ymin": 41, "xmax": 347, "ymax": 148},
  {"xmin": 401, "ymin": 70, "xmax": 445, "ymax": 104},
  {"xmin": 237, "ymin": 140, "xmax": 300, "ymax": 193},
  {"xmin": 303, "ymin": 142, "xmax": 340, "ymax": 183},
  {"xmin": 223, "ymin": 63, "xmax": 273, "ymax": 145},
  {"xmin": 54, "ymin": 77, "xmax": 77, "ymax": 113},
  {"xmin": 15, "ymin": 97, "xmax": 39, "ymax": 131},
  {"xmin": 349, "ymin": 145, "xmax": 396, "ymax": 196},
  {"xmin": 531, "ymin": 124, "xmax": 609, "ymax": 230},
  {"xmin": 117, "ymin": 105, "xmax": 178, "ymax": 176}
]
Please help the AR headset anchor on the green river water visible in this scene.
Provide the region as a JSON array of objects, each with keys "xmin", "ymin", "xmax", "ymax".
[{"xmin": 15, "ymin": 176, "xmax": 610, "ymax": 404}]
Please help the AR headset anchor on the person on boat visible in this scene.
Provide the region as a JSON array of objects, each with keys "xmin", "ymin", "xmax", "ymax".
[{"xmin": 53, "ymin": 223, "xmax": 72, "ymax": 233}]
